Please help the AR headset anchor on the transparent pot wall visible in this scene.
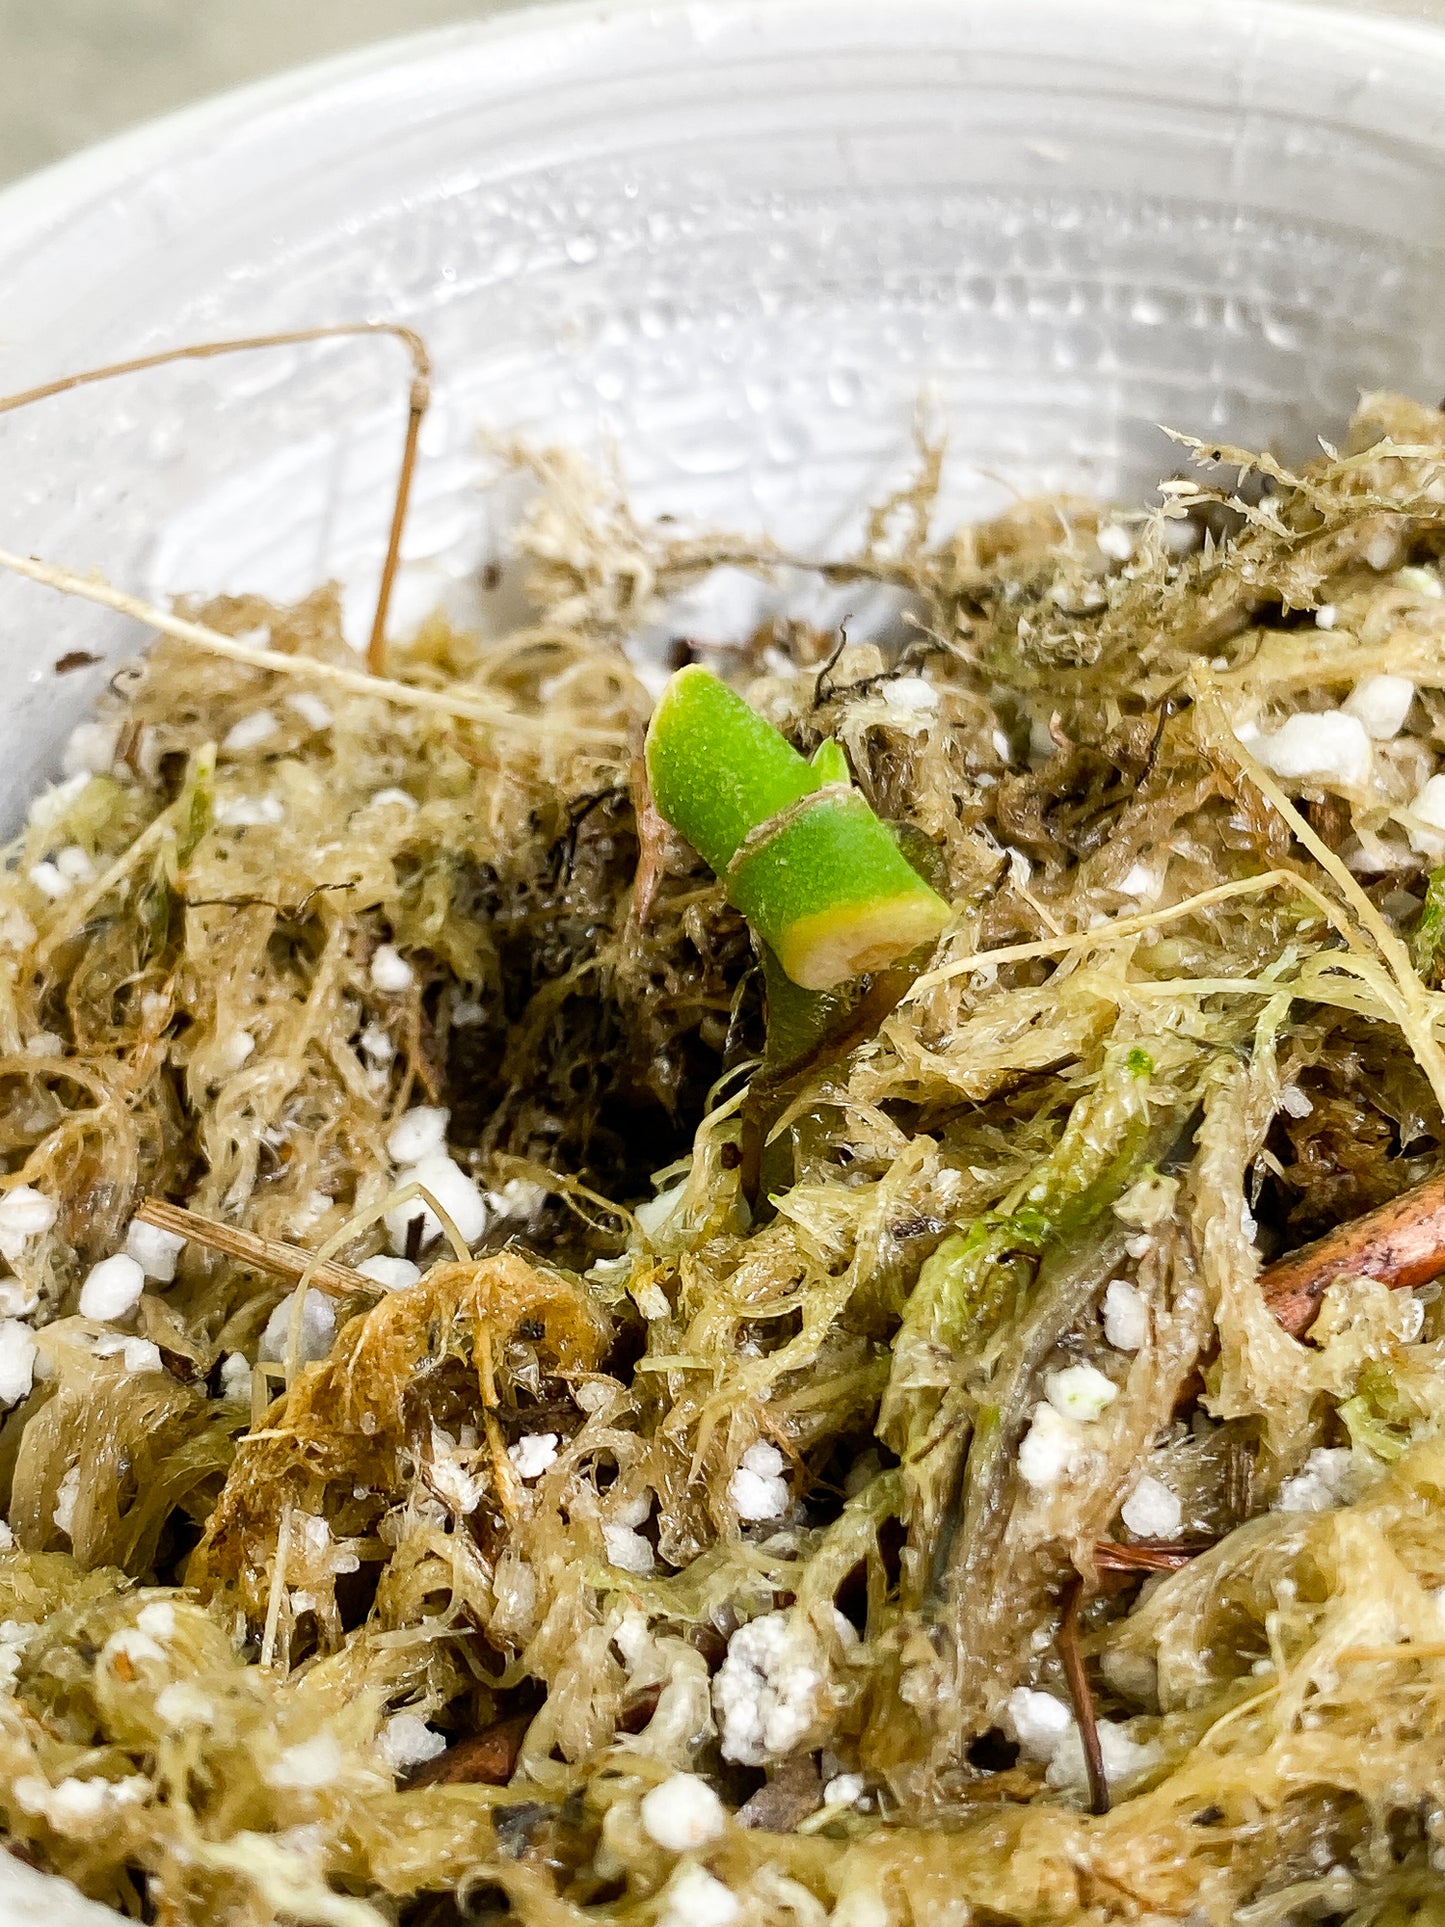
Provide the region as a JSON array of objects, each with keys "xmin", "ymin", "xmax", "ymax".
[{"xmin": 0, "ymin": 0, "xmax": 1444, "ymax": 827}]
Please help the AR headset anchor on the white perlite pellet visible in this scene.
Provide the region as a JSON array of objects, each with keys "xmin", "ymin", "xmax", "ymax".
[
  {"xmin": 94, "ymin": 1334, "xmax": 163, "ymax": 1375},
  {"xmin": 1101, "ymin": 1278, "xmax": 1148, "ymax": 1353},
  {"xmin": 639, "ymin": 1772, "xmax": 727, "ymax": 1850},
  {"xmin": 1120, "ymin": 1473, "xmax": 1183, "ymax": 1539},
  {"xmin": 258, "ymin": 1288, "xmax": 336, "ymax": 1364},
  {"xmin": 269, "ymin": 1733, "xmax": 342, "ymax": 1789},
  {"xmin": 378, "ymin": 1712, "xmax": 447, "ymax": 1773},
  {"xmin": 370, "ymin": 944, "xmax": 414, "ymax": 992},
  {"xmin": 1043, "ymin": 1362, "xmax": 1118, "ymax": 1423},
  {"xmin": 602, "ymin": 1523, "xmax": 655, "ymax": 1575},
  {"xmin": 0, "ymin": 1186, "xmax": 56, "ymax": 1263},
  {"xmin": 1408, "ymin": 774, "xmax": 1445, "ymax": 858},
  {"xmin": 124, "ymin": 1219, "xmax": 186, "ymax": 1282},
  {"xmin": 656, "ymin": 1865, "xmax": 739, "ymax": 1927},
  {"xmin": 386, "ymin": 1106, "xmax": 449, "ymax": 1165},
  {"xmin": 55, "ymin": 846, "xmax": 94, "ymax": 884},
  {"xmin": 1249, "ymin": 710, "xmax": 1372, "ymax": 789},
  {"xmin": 1018, "ymin": 1404, "xmax": 1083, "ymax": 1489},
  {"xmin": 1344, "ymin": 674, "xmax": 1414, "ymax": 740},
  {"xmin": 383, "ymin": 1154, "xmax": 488, "ymax": 1253},
  {"xmin": 359, "ymin": 1023, "xmax": 394, "ymax": 1063},
  {"xmin": 0, "ymin": 1322, "xmax": 37, "ymax": 1406},
  {"xmin": 823, "ymin": 1772, "xmax": 867, "ymax": 1809},
  {"xmin": 1096, "ymin": 523, "xmax": 1134, "ymax": 561},
  {"xmin": 728, "ymin": 1441, "xmax": 790, "ymax": 1521},
  {"xmin": 1275, "ymin": 1446, "xmax": 1359, "ymax": 1513},
  {"xmin": 357, "ymin": 1255, "xmax": 421, "ymax": 1292},
  {"xmin": 1005, "ymin": 1687, "xmax": 1073, "ymax": 1759},
  {"xmin": 216, "ymin": 794, "xmax": 285, "ymax": 829},
  {"xmin": 53, "ymin": 1466, "xmax": 81, "ymax": 1539},
  {"xmin": 136, "ymin": 1602, "xmax": 175, "ymax": 1639},
  {"xmin": 62, "ymin": 720, "xmax": 121, "ymax": 779},
  {"xmin": 508, "ymin": 1433, "xmax": 559, "ymax": 1481},
  {"xmin": 222, "ymin": 1030, "xmax": 255, "ymax": 1070},
  {"xmin": 78, "ymin": 1253, "xmax": 146, "ymax": 1321},
  {"xmin": 219, "ymin": 1353, "xmax": 252, "ymax": 1402},
  {"xmin": 221, "ymin": 709, "xmax": 279, "ymax": 753},
  {"xmin": 883, "ymin": 676, "xmax": 938, "ymax": 716},
  {"xmin": 285, "ymin": 691, "xmax": 333, "ymax": 731},
  {"xmin": 712, "ymin": 1607, "xmax": 835, "ymax": 1765},
  {"xmin": 1004, "ymin": 1686, "xmax": 1160, "ymax": 1793}
]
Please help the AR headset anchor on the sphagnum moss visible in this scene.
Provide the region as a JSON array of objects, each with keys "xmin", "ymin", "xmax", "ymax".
[{"xmin": 2, "ymin": 397, "xmax": 1445, "ymax": 1926}]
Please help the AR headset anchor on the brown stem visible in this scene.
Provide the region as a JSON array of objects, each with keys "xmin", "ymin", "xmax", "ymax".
[
  {"xmin": 738, "ymin": 960, "xmax": 916, "ymax": 1206},
  {"xmin": 1056, "ymin": 1575, "xmax": 1109, "ymax": 1816},
  {"xmin": 1093, "ymin": 1540, "xmax": 1200, "ymax": 1574},
  {"xmin": 1259, "ymin": 1170, "xmax": 1445, "ymax": 1337},
  {"xmin": 134, "ymin": 1198, "xmax": 373, "ymax": 1300},
  {"xmin": 367, "ymin": 360, "xmax": 430, "ymax": 676},
  {"xmin": 0, "ymin": 324, "xmax": 433, "ymax": 679}
]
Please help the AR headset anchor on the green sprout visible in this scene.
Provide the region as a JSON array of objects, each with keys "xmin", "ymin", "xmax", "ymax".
[
  {"xmin": 1415, "ymin": 863, "xmax": 1445, "ymax": 985},
  {"xmin": 644, "ymin": 666, "xmax": 950, "ymax": 990}
]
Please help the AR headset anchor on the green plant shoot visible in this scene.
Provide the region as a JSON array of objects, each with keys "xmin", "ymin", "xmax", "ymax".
[{"xmin": 644, "ymin": 665, "xmax": 950, "ymax": 989}]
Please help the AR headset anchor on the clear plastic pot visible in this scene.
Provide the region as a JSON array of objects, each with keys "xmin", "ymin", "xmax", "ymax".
[{"xmin": 2, "ymin": 0, "xmax": 1445, "ymax": 824}]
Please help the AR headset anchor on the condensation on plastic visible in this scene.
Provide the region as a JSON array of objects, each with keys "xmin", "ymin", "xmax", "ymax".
[{"xmin": 0, "ymin": 0, "xmax": 1440, "ymax": 807}]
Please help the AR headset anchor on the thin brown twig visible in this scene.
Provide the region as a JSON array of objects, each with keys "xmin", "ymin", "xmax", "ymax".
[
  {"xmin": 1093, "ymin": 1540, "xmax": 1201, "ymax": 1574},
  {"xmin": 368, "ymin": 358, "xmax": 430, "ymax": 676},
  {"xmin": 0, "ymin": 323, "xmax": 433, "ymax": 673},
  {"xmin": 1057, "ymin": 1574, "xmax": 1109, "ymax": 1816},
  {"xmin": 0, "ymin": 548, "xmax": 629, "ymax": 744},
  {"xmin": 134, "ymin": 1198, "xmax": 373, "ymax": 1301}
]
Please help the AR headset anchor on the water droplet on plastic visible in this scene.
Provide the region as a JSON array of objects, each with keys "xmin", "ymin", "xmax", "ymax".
[
  {"xmin": 765, "ymin": 417, "xmax": 810, "ymax": 464},
  {"xmin": 827, "ymin": 367, "xmax": 862, "ymax": 409},
  {"xmin": 565, "ymin": 233, "xmax": 599, "ymax": 265},
  {"xmin": 670, "ymin": 426, "xmax": 751, "ymax": 477},
  {"xmin": 1260, "ymin": 309, "xmax": 1303, "ymax": 351}
]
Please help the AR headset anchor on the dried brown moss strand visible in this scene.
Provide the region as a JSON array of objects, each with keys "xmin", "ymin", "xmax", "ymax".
[
  {"xmin": 0, "ymin": 324, "xmax": 432, "ymax": 422},
  {"xmin": 0, "ymin": 547, "xmax": 625, "ymax": 744},
  {"xmin": 134, "ymin": 1198, "xmax": 372, "ymax": 1300},
  {"xmin": 368, "ymin": 361, "xmax": 431, "ymax": 676},
  {"xmin": 0, "ymin": 324, "xmax": 433, "ymax": 675},
  {"xmin": 1057, "ymin": 1575, "xmax": 1109, "ymax": 1816},
  {"xmin": 1093, "ymin": 1540, "xmax": 1201, "ymax": 1573}
]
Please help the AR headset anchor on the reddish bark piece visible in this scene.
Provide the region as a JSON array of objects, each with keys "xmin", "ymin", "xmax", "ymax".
[
  {"xmin": 1259, "ymin": 1172, "xmax": 1445, "ymax": 1337},
  {"xmin": 406, "ymin": 1712, "xmax": 532, "ymax": 1788}
]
